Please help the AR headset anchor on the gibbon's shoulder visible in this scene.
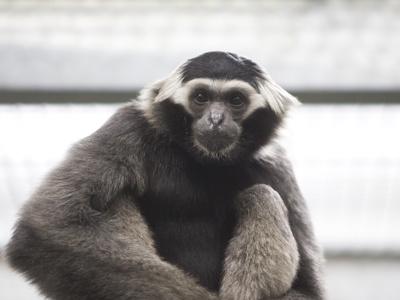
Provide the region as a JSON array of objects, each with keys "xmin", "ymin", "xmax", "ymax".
[{"xmin": 254, "ymin": 141, "xmax": 288, "ymax": 166}]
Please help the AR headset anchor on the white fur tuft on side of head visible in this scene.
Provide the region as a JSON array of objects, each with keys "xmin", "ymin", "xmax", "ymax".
[
  {"xmin": 136, "ymin": 62, "xmax": 186, "ymax": 110},
  {"xmin": 257, "ymin": 70, "xmax": 300, "ymax": 116}
]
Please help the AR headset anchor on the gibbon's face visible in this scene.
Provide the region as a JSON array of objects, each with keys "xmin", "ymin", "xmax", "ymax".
[
  {"xmin": 139, "ymin": 52, "xmax": 298, "ymax": 163},
  {"xmin": 178, "ymin": 78, "xmax": 267, "ymax": 155},
  {"xmin": 189, "ymin": 81, "xmax": 245, "ymax": 154}
]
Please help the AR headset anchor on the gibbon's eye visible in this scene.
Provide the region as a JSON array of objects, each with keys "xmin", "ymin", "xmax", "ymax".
[
  {"xmin": 194, "ymin": 92, "xmax": 209, "ymax": 105},
  {"xmin": 229, "ymin": 95, "xmax": 245, "ymax": 107}
]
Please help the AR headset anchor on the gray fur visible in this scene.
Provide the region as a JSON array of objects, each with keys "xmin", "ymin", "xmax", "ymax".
[
  {"xmin": 5, "ymin": 52, "xmax": 325, "ymax": 300},
  {"xmin": 220, "ymin": 184, "xmax": 299, "ymax": 299}
]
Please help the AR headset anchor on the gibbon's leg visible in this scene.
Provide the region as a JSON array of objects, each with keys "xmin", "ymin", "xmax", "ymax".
[
  {"xmin": 220, "ymin": 184, "xmax": 299, "ymax": 300},
  {"xmin": 6, "ymin": 197, "xmax": 218, "ymax": 300}
]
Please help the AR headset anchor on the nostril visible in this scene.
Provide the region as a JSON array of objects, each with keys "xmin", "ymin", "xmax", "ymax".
[{"xmin": 209, "ymin": 113, "xmax": 224, "ymax": 126}]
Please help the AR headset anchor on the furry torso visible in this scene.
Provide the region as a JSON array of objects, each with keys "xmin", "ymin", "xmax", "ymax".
[{"xmin": 135, "ymin": 131, "xmax": 267, "ymax": 291}]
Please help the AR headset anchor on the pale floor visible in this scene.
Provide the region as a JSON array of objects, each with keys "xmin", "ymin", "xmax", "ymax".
[{"xmin": 0, "ymin": 257, "xmax": 399, "ymax": 300}]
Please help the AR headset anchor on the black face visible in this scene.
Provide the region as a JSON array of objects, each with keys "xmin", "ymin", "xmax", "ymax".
[{"xmin": 189, "ymin": 87, "xmax": 248, "ymax": 153}]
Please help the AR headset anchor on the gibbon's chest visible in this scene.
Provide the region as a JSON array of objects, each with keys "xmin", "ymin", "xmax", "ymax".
[{"xmin": 137, "ymin": 155, "xmax": 248, "ymax": 291}]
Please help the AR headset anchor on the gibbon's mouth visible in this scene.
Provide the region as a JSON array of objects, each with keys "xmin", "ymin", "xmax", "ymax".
[{"xmin": 194, "ymin": 129, "xmax": 238, "ymax": 153}]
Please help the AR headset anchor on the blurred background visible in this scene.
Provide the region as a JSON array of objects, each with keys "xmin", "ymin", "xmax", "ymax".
[{"xmin": 0, "ymin": 0, "xmax": 399, "ymax": 299}]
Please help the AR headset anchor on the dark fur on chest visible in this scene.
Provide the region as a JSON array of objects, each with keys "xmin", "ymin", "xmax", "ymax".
[{"xmin": 136, "ymin": 144, "xmax": 253, "ymax": 291}]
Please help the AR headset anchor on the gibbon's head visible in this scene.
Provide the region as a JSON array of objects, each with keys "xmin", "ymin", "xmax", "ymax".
[{"xmin": 138, "ymin": 51, "xmax": 298, "ymax": 163}]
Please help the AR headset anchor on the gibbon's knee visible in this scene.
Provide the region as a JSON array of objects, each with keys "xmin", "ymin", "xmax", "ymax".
[
  {"xmin": 220, "ymin": 184, "xmax": 299, "ymax": 299},
  {"xmin": 236, "ymin": 184, "xmax": 289, "ymax": 218},
  {"xmin": 236, "ymin": 184, "xmax": 299, "ymax": 270}
]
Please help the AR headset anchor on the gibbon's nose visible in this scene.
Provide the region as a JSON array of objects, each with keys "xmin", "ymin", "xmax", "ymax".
[{"xmin": 209, "ymin": 112, "xmax": 225, "ymax": 126}]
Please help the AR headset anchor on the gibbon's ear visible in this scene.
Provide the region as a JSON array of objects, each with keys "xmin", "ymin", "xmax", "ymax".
[
  {"xmin": 258, "ymin": 73, "xmax": 300, "ymax": 117},
  {"xmin": 137, "ymin": 78, "xmax": 168, "ymax": 108},
  {"xmin": 138, "ymin": 64, "xmax": 185, "ymax": 107}
]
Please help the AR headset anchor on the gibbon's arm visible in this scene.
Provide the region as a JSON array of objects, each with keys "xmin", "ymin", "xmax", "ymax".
[
  {"xmin": 7, "ymin": 196, "xmax": 217, "ymax": 300},
  {"xmin": 6, "ymin": 106, "xmax": 217, "ymax": 300}
]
